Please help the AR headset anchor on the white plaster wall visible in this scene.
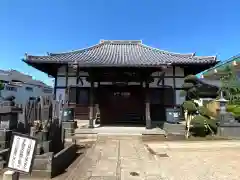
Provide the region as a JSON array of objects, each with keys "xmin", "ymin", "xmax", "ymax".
[
  {"xmin": 175, "ymin": 67, "xmax": 184, "ymax": 77},
  {"xmin": 57, "ymin": 77, "xmax": 66, "ymax": 86},
  {"xmin": 175, "ymin": 78, "xmax": 185, "ymax": 88},
  {"xmin": 175, "ymin": 90, "xmax": 185, "ymax": 105},
  {"xmin": 163, "ymin": 67, "xmax": 173, "ymax": 76},
  {"xmin": 164, "ymin": 78, "xmax": 174, "ymax": 87},
  {"xmin": 68, "ymin": 77, "xmax": 77, "ymax": 86},
  {"xmin": 152, "ymin": 67, "xmax": 184, "ymax": 77}
]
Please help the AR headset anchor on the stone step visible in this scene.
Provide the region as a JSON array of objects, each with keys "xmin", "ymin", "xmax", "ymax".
[
  {"xmin": 142, "ymin": 134, "xmax": 186, "ymax": 142},
  {"xmin": 163, "ymin": 122, "xmax": 186, "ymax": 135},
  {"xmin": 70, "ymin": 133, "xmax": 98, "ymax": 142}
]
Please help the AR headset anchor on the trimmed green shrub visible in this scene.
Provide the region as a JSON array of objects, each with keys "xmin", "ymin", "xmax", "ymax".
[
  {"xmin": 179, "ymin": 90, "xmax": 186, "ymax": 97},
  {"xmin": 182, "ymin": 101, "xmax": 198, "ymax": 113},
  {"xmin": 191, "ymin": 115, "xmax": 208, "ymax": 136},
  {"xmin": 182, "ymin": 83, "xmax": 194, "ymax": 90},
  {"xmin": 191, "ymin": 115, "xmax": 217, "ymax": 136},
  {"xmin": 198, "ymin": 106, "xmax": 213, "ymax": 119},
  {"xmin": 187, "ymin": 87, "xmax": 199, "ymax": 99},
  {"xmin": 227, "ymin": 104, "xmax": 237, "ymax": 112},
  {"xmin": 184, "ymin": 75, "xmax": 198, "ymax": 84}
]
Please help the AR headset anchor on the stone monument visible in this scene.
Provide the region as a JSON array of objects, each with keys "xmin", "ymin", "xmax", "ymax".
[{"xmin": 0, "ymin": 96, "xmax": 22, "ymax": 150}]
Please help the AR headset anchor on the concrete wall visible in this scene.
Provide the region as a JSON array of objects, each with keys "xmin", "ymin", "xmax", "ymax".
[
  {"xmin": 30, "ymin": 144, "xmax": 77, "ymax": 178},
  {"xmin": 218, "ymin": 123, "xmax": 240, "ymax": 137}
]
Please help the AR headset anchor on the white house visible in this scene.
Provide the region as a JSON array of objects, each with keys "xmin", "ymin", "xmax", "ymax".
[{"xmin": 0, "ymin": 69, "xmax": 53, "ymax": 107}]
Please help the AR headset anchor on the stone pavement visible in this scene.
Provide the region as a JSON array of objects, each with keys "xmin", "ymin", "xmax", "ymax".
[{"xmin": 56, "ymin": 136, "xmax": 240, "ymax": 180}]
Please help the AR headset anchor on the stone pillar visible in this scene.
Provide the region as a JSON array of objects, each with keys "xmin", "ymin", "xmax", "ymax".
[
  {"xmin": 89, "ymin": 81, "xmax": 94, "ymax": 128},
  {"xmin": 3, "ymin": 170, "xmax": 19, "ymax": 180},
  {"xmin": 144, "ymin": 82, "xmax": 151, "ymax": 129}
]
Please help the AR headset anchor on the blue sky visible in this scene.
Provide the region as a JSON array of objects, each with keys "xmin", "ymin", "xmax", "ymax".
[{"xmin": 1, "ymin": 0, "xmax": 240, "ymax": 86}]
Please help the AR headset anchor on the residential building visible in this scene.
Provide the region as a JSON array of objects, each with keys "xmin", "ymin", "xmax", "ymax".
[{"xmin": 0, "ymin": 69, "xmax": 53, "ymax": 107}]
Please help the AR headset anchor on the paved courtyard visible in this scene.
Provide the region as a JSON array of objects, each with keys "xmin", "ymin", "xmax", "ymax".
[{"xmin": 56, "ymin": 136, "xmax": 240, "ymax": 180}]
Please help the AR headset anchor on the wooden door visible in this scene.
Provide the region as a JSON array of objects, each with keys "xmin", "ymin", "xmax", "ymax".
[{"xmin": 98, "ymin": 85, "xmax": 144, "ymax": 125}]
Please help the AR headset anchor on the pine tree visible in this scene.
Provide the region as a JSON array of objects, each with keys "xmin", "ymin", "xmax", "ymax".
[{"xmin": 219, "ymin": 65, "xmax": 240, "ymax": 104}]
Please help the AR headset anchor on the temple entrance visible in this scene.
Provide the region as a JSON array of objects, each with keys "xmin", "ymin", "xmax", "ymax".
[{"xmin": 98, "ymin": 85, "xmax": 145, "ymax": 125}]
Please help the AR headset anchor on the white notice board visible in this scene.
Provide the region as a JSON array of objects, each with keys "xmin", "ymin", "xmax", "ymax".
[{"xmin": 7, "ymin": 133, "xmax": 37, "ymax": 174}]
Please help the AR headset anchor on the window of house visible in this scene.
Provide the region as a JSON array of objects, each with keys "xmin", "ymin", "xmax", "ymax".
[
  {"xmin": 25, "ymin": 87, "xmax": 33, "ymax": 92},
  {"xmin": 5, "ymin": 85, "xmax": 17, "ymax": 92}
]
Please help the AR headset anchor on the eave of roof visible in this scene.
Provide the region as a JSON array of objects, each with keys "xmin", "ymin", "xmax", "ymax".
[
  {"xmin": 23, "ymin": 40, "xmax": 218, "ymax": 67},
  {"xmin": 201, "ymin": 54, "xmax": 240, "ymax": 78}
]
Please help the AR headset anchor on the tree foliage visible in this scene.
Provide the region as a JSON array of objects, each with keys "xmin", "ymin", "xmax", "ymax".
[
  {"xmin": 181, "ymin": 75, "xmax": 200, "ymax": 100},
  {"xmin": 219, "ymin": 65, "xmax": 240, "ymax": 105},
  {"xmin": 0, "ymin": 81, "xmax": 3, "ymax": 91}
]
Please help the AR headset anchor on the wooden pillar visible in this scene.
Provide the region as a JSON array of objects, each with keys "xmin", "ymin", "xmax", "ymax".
[
  {"xmin": 54, "ymin": 77, "xmax": 57, "ymax": 100},
  {"xmin": 89, "ymin": 81, "xmax": 94, "ymax": 128},
  {"xmin": 95, "ymin": 82, "xmax": 100, "ymax": 120},
  {"xmin": 173, "ymin": 66, "xmax": 176, "ymax": 105},
  {"xmin": 144, "ymin": 81, "xmax": 151, "ymax": 129}
]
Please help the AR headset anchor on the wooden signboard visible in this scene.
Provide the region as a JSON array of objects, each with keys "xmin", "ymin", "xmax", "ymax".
[{"xmin": 7, "ymin": 133, "xmax": 37, "ymax": 174}]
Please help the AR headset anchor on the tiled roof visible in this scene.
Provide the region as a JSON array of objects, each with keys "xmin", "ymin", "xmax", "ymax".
[
  {"xmin": 24, "ymin": 40, "xmax": 217, "ymax": 67},
  {"xmin": 201, "ymin": 54, "xmax": 240, "ymax": 78}
]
